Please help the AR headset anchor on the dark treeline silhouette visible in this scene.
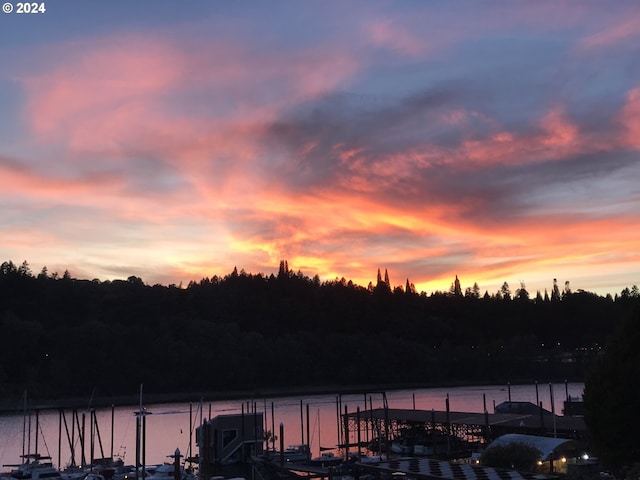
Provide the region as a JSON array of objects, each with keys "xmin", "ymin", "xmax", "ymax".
[{"xmin": 1, "ymin": 259, "xmax": 638, "ymax": 400}]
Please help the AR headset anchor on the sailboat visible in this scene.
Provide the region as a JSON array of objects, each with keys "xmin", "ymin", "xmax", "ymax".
[
  {"xmin": 2, "ymin": 393, "xmax": 64, "ymax": 480},
  {"xmin": 1, "ymin": 454, "xmax": 63, "ymax": 480}
]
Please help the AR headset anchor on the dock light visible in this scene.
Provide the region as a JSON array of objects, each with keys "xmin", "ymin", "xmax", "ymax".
[
  {"xmin": 561, "ymin": 457, "xmax": 567, "ymax": 463},
  {"xmin": 582, "ymin": 454, "xmax": 589, "ymax": 461},
  {"xmin": 537, "ymin": 461, "xmax": 543, "ymax": 466}
]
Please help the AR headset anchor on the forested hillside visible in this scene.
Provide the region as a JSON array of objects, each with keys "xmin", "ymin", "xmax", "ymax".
[{"xmin": 1, "ymin": 260, "xmax": 638, "ymax": 400}]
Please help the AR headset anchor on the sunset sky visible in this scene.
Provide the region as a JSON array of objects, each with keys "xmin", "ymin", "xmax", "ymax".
[{"xmin": 1, "ymin": 1, "xmax": 639, "ymax": 296}]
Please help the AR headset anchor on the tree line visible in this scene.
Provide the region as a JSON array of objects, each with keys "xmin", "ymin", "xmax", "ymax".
[{"xmin": 1, "ymin": 259, "xmax": 638, "ymax": 401}]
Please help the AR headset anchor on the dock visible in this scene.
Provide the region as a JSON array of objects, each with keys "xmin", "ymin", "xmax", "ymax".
[{"xmin": 342, "ymin": 407, "xmax": 587, "ymax": 447}]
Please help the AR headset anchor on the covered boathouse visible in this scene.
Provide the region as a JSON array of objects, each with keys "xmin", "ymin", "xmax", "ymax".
[{"xmin": 342, "ymin": 405, "xmax": 587, "ymax": 449}]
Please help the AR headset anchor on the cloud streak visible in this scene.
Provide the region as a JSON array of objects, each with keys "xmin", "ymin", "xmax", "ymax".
[{"xmin": 1, "ymin": 1, "xmax": 639, "ymax": 295}]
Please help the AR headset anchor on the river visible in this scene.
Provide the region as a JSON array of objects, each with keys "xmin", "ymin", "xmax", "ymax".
[{"xmin": 0, "ymin": 382, "xmax": 584, "ymax": 470}]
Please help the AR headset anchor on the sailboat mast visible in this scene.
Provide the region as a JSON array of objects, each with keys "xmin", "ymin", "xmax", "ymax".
[{"xmin": 22, "ymin": 391, "xmax": 27, "ymax": 461}]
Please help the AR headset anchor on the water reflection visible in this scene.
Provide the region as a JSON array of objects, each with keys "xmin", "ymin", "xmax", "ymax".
[{"xmin": 0, "ymin": 383, "xmax": 584, "ymax": 469}]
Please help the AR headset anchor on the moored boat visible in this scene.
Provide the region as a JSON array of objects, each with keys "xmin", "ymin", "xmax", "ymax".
[
  {"xmin": 145, "ymin": 463, "xmax": 194, "ymax": 480},
  {"xmin": 1, "ymin": 454, "xmax": 63, "ymax": 480},
  {"xmin": 273, "ymin": 445, "xmax": 311, "ymax": 463},
  {"xmin": 309, "ymin": 452, "xmax": 342, "ymax": 466}
]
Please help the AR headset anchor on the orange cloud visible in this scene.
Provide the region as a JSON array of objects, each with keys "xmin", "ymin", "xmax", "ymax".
[{"xmin": 5, "ymin": 9, "xmax": 639, "ymax": 298}]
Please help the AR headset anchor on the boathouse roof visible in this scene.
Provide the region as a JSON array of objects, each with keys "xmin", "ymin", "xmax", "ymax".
[
  {"xmin": 494, "ymin": 402, "xmax": 552, "ymax": 416},
  {"xmin": 486, "ymin": 434, "xmax": 578, "ymax": 462},
  {"xmin": 344, "ymin": 408, "xmax": 586, "ymax": 434}
]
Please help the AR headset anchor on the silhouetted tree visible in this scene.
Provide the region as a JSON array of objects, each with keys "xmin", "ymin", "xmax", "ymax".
[
  {"xmin": 451, "ymin": 275, "xmax": 462, "ymax": 297},
  {"xmin": 38, "ymin": 266, "xmax": 49, "ymax": 280},
  {"xmin": 551, "ymin": 279, "xmax": 561, "ymax": 302},
  {"xmin": 18, "ymin": 261, "xmax": 32, "ymax": 277},
  {"xmin": 405, "ymin": 278, "xmax": 416, "ymax": 295},
  {"xmin": 584, "ymin": 308, "xmax": 640, "ymax": 470},
  {"xmin": 0, "ymin": 258, "xmax": 634, "ymax": 398},
  {"xmin": 1, "ymin": 260, "xmax": 17, "ymax": 275},
  {"xmin": 480, "ymin": 442, "xmax": 542, "ymax": 471},
  {"xmin": 278, "ymin": 260, "xmax": 290, "ymax": 279},
  {"xmin": 375, "ymin": 268, "xmax": 391, "ymax": 293},
  {"xmin": 500, "ymin": 282, "xmax": 511, "ymax": 300},
  {"xmin": 515, "ymin": 282, "xmax": 530, "ymax": 301}
]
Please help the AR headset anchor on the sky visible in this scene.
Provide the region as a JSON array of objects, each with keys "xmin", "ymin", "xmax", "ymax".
[{"xmin": 1, "ymin": 1, "xmax": 639, "ymax": 296}]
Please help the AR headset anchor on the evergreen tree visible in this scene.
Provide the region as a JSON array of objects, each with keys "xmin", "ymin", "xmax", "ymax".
[
  {"xmin": 0, "ymin": 260, "xmax": 17, "ymax": 275},
  {"xmin": 500, "ymin": 282, "xmax": 511, "ymax": 300},
  {"xmin": 38, "ymin": 266, "xmax": 49, "ymax": 280},
  {"xmin": 584, "ymin": 309, "xmax": 640, "ymax": 469},
  {"xmin": 451, "ymin": 275, "xmax": 462, "ymax": 297},
  {"xmin": 278, "ymin": 260, "xmax": 289, "ymax": 279},
  {"xmin": 515, "ymin": 281, "xmax": 529, "ymax": 301},
  {"xmin": 405, "ymin": 278, "xmax": 416, "ymax": 295},
  {"xmin": 18, "ymin": 261, "xmax": 32, "ymax": 277},
  {"xmin": 551, "ymin": 278, "xmax": 561, "ymax": 301},
  {"xmin": 481, "ymin": 442, "xmax": 542, "ymax": 471}
]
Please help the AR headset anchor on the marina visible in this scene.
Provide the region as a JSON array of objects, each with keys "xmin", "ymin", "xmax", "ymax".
[{"xmin": 1, "ymin": 383, "xmax": 587, "ymax": 480}]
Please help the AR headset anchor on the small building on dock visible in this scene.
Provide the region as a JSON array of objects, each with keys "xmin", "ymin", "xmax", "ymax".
[{"xmin": 196, "ymin": 412, "xmax": 263, "ymax": 474}]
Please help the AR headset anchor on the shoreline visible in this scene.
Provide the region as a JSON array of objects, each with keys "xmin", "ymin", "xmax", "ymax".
[{"xmin": 0, "ymin": 378, "xmax": 585, "ymax": 414}]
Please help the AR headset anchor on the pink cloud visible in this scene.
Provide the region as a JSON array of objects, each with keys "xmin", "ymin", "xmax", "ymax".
[
  {"xmin": 0, "ymin": 157, "xmax": 122, "ymax": 199},
  {"xmin": 323, "ymin": 104, "xmax": 595, "ymax": 197},
  {"xmin": 20, "ymin": 33, "xmax": 360, "ymax": 164},
  {"xmin": 23, "ymin": 37, "xmax": 184, "ymax": 146},
  {"xmin": 6, "ymin": 9, "xmax": 639, "ymax": 297},
  {"xmin": 578, "ymin": 18, "xmax": 640, "ymax": 50},
  {"xmin": 365, "ymin": 20, "xmax": 426, "ymax": 57},
  {"xmin": 621, "ymin": 86, "xmax": 640, "ymax": 148}
]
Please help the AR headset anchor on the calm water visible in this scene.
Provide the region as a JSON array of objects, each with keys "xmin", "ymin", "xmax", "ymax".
[{"xmin": 0, "ymin": 383, "xmax": 584, "ymax": 469}]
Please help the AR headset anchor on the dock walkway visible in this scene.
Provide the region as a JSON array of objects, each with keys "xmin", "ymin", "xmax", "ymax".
[{"xmin": 342, "ymin": 408, "xmax": 586, "ymax": 444}]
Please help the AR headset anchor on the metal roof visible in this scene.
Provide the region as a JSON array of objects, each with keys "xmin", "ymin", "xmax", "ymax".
[
  {"xmin": 345, "ymin": 408, "xmax": 586, "ymax": 433},
  {"xmin": 486, "ymin": 434, "xmax": 578, "ymax": 462}
]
